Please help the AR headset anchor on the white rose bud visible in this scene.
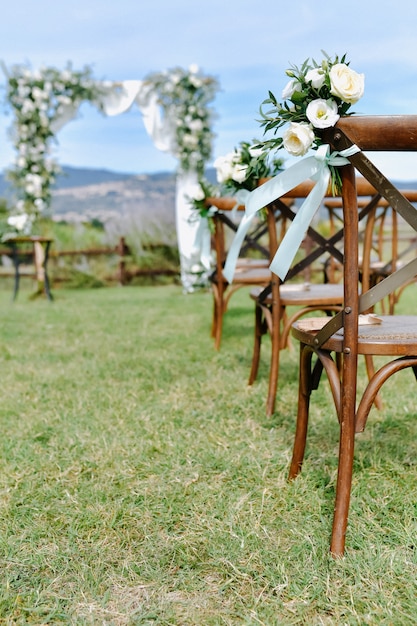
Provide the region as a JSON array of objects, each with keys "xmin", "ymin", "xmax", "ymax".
[
  {"xmin": 282, "ymin": 79, "xmax": 302, "ymax": 100},
  {"xmin": 305, "ymin": 68, "xmax": 326, "ymax": 90}
]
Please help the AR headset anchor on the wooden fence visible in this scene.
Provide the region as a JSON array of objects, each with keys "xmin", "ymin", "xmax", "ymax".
[{"xmin": 0, "ymin": 237, "xmax": 179, "ymax": 286}]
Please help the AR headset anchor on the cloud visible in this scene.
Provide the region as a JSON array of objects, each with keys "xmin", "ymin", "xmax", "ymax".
[{"xmin": 1, "ymin": 0, "xmax": 417, "ymax": 178}]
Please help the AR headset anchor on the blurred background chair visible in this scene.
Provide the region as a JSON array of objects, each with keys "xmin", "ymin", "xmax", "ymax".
[
  {"xmin": 288, "ymin": 115, "xmax": 417, "ymax": 556},
  {"xmin": 206, "ymin": 196, "xmax": 288, "ymax": 350}
]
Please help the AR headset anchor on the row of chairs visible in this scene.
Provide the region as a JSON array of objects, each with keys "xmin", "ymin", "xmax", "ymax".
[{"xmin": 205, "ymin": 115, "xmax": 417, "ymax": 555}]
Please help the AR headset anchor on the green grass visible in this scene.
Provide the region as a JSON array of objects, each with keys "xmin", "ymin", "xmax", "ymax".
[{"xmin": 0, "ymin": 282, "xmax": 416, "ymax": 624}]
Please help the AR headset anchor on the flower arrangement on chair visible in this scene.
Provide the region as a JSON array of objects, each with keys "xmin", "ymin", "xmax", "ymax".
[
  {"xmin": 188, "ymin": 141, "xmax": 284, "ymax": 223},
  {"xmin": 236, "ymin": 52, "xmax": 365, "ymax": 281},
  {"xmin": 255, "ymin": 51, "xmax": 364, "ymax": 193}
]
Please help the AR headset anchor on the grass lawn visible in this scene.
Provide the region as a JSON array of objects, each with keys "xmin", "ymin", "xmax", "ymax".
[{"xmin": 0, "ymin": 282, "xmax": 416, "ymax": 624}]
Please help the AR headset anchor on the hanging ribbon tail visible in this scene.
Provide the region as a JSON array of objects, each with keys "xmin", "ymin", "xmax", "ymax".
[
  {"xmin": 195, "ymin": 206, "xmax": 217, "ymax": 270},
  {"xmin": 222, "ymin": 143, "xmax": 361, "ymax": 284},
  {"xmin": 262, "ymin": 144, "xmax": 361, "ymax": 280},
  {"xmin": 245, "ymin": 155, "xmax": 322, "ymax": 218},
  {"xmin": 269, "ymin": 167, "xmax": 330, "ymax": 279},
  {"xmin": 223, "ymin": 212, "xmax": 253, "ymax": 283},
  {"xmin": 222, "ymin": 190, "xmax": 251, "ymax": 283},
  {"xmin": 222, "ymin": 160, "xmax": 322, "ymax": 284}
]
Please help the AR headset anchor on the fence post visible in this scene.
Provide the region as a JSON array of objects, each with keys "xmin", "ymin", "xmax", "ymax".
[{"xmin": 117, "ymin": 237, "xmax": 129, "ymax": 285}]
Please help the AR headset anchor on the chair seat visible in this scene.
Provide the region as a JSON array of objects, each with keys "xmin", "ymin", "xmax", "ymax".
[
  {"xmin": 236, "ymin": 258, "xmax": 270, "ymax": 269},
  {"xmin": 223, "ymin": 266, "xmax": 271, "ymax": 284},
  {"xmin": 251, "ymin": 282, "xmax": 344, "ymax": 306},
  {"xmin": 292, "ymin": 314, "xmax": 417, "ymax": 356}
]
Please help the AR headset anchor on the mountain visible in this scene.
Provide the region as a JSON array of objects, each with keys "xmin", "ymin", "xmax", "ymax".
[
  {"xmin": 0, "ymin": 166, "xmax": 179, "ymax": 231},
  {"xmin": 1, "ymin": 166, "xmax": 416, "ymax": 228}
]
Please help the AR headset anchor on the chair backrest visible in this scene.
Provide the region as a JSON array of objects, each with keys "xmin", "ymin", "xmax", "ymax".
[
  {"xmin": 206, "ymin": 195, "xmax": 290, "ymax": 278},
  {"xmin": 312, "ymin": 116, "xmax": 417, "ymax": 348}
]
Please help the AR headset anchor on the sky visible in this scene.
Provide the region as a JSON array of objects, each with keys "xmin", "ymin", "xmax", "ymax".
[{"xmin": 1, "ymin": 0, "xmax": 417, "ymax": 179}]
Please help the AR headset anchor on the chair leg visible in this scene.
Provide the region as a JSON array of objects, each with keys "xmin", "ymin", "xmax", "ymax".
[
  {"xmin": 248, "ymin": 302, "xmax": 264, "ymax": 386},
  {"xmin": 289, "ymin": 344, "xmax": 314, "ymax": 479},
  {"xmin": 266, "ymin": 306, "xmax": 281, "ymax": 417},
  {"xmin": 211, "ymin": 284, "xmax": 224, "ymax": 350},
  {"xmin": 330, "ymin": 357, "xmax": 357, "ymax": 557},
  {"xmin": 265, "ymin": 293, "xmax": 283, "ymax": 417},
  {"xmin": 330, "ymin": 417, "xmax": 356, "ymax": 557}
]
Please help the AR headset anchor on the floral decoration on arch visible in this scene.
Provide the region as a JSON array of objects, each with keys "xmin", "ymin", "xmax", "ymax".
[
  {"xmin": 3, "ymin": 63, "xmax": 102, "ymax": 232},
  {"xmin": 143, "ymin": 65, "xmax": 220, "ymax": 176},
  {"xmin": 254, "ymin": 52, "xmax": 364, "ymax": 192}
]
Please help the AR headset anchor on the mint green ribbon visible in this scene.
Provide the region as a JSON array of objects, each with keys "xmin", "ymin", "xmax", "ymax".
[
  {"xmin": 222, "ymin": 144, "xmax": 360, "ymax": 283},
  {"xmin": 222, "ymin": 189, "xmax": 251, "ymax": 281}
]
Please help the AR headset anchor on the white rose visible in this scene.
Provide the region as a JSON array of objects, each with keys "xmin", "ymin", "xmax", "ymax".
[
  {"xmin": 182, "ymin": 134, "xmax": 199, "ymax": 148},
  {"xmin": 8, "ymin": 214, "xmax": 29, "ymax": 231},
  {"xmin": 214, "ymin": 153, "xmax": 235, "ymax": 183},
  {"xmin": 329, "ymin": 63, "xmax": 364, "ymax": 104},
  {"xmin": 189, "ymin": 75, "xmax": 203, "ymax": 89},
  {"xmin": 283, "ymin": 122, "xmax": 315, "ymax": 156},
  {"xmin": 282, "ymin": 79, "xmax": 302, "ymax": 100},
  {"xmin": 188, "ymin": 119, "xmax": 204, "ymax": 132},
  {"xmin": 305, "ymin": 68, "xmax": 326, "ymax": 90},
  {"xmin": 306, "ymin": 98, "xmax": 340, "ymax": 129},
  {"xmin": 188, "ymin": 184, "xmax": 206, "ymax": 201},
  {"xmin": 31, "ymin": 86, "xmax": 47, "ymax": 101},
  {"xmin": 231, "ymin": 164, "xmax": 248, "ymax": 184}
]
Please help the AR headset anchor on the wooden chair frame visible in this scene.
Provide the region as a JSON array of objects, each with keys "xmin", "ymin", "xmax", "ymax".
[
  {"xmin": 207, "ymin": 197, "xmax": 287, "ymax": 350},
  {"xmin": 248, "ymin": 179, "xmax": 380, "ymax": 417},
  {"xmin": 288, "ymin": 116, "xmax": 417, "ymax": 556}
]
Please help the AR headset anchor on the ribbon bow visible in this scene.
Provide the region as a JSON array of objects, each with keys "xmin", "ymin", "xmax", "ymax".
[{"xmin": 222, "ymin": 143, "xmax": 360, "ymax": 283}]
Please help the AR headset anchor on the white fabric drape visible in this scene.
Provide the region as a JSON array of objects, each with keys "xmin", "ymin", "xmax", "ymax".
[{"xmin": 97, "ymin": 79, "xmax": 211, "ymax": 291}]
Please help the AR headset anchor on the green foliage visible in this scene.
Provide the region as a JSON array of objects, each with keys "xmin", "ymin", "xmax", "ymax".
[
  {"xmin": 256, "ymin": 52, "xmax": 363, "ymax": 156},
  {"xmin": 0, "ymin": 197, "xmax": 12, "ymax": 240},
  {"xmin": 143, "ymin": 66, "xmax": 219, "ymax": 175},
  {"xmin": 4, "ymin": 62, "xmax": 101, "ymax": 218},
  {"xmin": 0, "ymin": 285, "xmax": 416, "ymax": 623}
]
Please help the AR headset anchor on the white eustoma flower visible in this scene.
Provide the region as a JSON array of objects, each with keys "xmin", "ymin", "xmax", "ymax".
[
  {"xmin": 306, "ymin": 98, "xmax": 340, "ymax": 129},
  {"xmin": 25, "ymin": 173, "xmax": 43, "ymax": 195},
  {"xmin": 31, "ymin": 86, "xmax": 47, "ymax": 101},
  {"xmin": 22, "ymin": 100, "xmax": 35, "ymax": 114},
  {"xmin": 283, "ymin": 122, "xmax": 315, "ymax": 156},
  {"xmin": 329, "ymin": 63, "xmax": 365, "ymax": 104}
]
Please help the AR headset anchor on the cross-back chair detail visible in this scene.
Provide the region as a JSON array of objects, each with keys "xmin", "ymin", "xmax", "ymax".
[
  {"xmin": 248, "ymin": 178, "xmax": 382, "ymax": 417},
  {"xmin": 207, "ymin": 196, "xmax": 288, "ymax": 350},
  {"xmin": 288, "ymin": 115, "xmax": 417, "ymax": 556}
]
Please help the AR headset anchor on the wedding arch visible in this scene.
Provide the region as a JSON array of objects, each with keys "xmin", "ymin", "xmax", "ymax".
[{"xmin": 2, "ymin": 62, "xmax": 220, "ymax": 292}]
